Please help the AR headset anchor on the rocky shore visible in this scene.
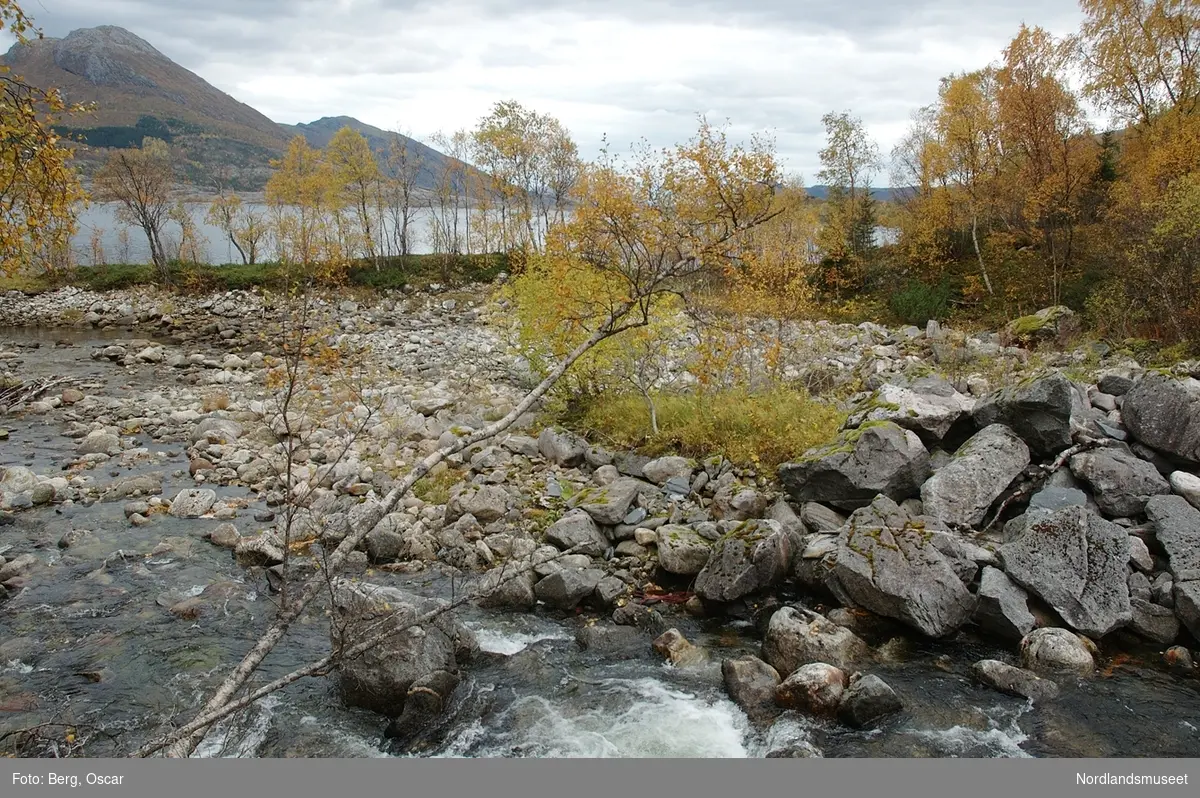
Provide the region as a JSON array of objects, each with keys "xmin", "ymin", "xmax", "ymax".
[{"xmin": 2, "ymin": 283, "xmax": 1199, "ymax": 754}]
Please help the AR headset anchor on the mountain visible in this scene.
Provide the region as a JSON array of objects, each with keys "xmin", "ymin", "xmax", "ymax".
[
  {"xmin": 804, "ymin": 185, "xmax": 900, "ymax": 202},
  {"xmin": 278, "ymin": 116, "xmax": 471, "ymax": 193},
  {"xmin": 0, "ymin": 26, "xmax": 466, "ymax": 193}
]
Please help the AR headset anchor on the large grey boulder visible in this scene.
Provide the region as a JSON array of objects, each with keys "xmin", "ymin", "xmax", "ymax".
[
  {"xmin": 972, "ymin": 372, "xmax": 1075, "ymax": 457},
  {"xmin": 845, "ymin": 382, "xmax": 974, "ymax": 443},
  {"xmin": 694, "ymin": 520, "xmax": 793, "ymax": 603},
  {"xmin": 776, "ymin": 663, "xmax": 847, "ymax": 715},
  {"xmin": 1145, "ymin": 495, "xmax": 1200, "ymax": 579},
  {"xmin": 544, "ymin": 510, "xmax": 609, "ymax": 555},
  {"xmin": 837, "ymin": 674, "xmax": 903, "ymax": 728},
  {"xmin": 447, "ymin": 484, "xmax": 509, "ymax": 524},
  {"xmin": 974, "ymin": 566, "xmax": 1036, "ymax": 641},
  {"xmin": 1174, "ymin": 582, "xmax": 1200, "ymax": 640},
  {"xmin": 1169, "ymin": 470, "xmax": 1200, "ymax": 510},
  {"xmin": 779, "ymin": 422, "xmax": 930, "ymax": 512},
  {"xmin": 761, "ymin": 606, "xmax": 869, "ymax": 676},
  {"xmin": 331, "ymin": 579, "xmax": 477, "ymax": 716},
  {"xmin": 831, "ymin": 496, "xmax": 976, "ymax": 638},
  {"xmin": 655, "ymin": 525, "xmax": 713, "ymax": 575},
  {"xmin": 474, "ymin": 566, "xmax": 537, "ymax": 610},
  {"xmin": 921, "ymin": 424, "xmax": 1029, "ymax": 528},
  {"xmin": 534, "ymin": 567, "xmax": 604, "ymax": 610},
  {"xmin": 721, "ymin": 656, "xmax": 781, "ymax": 721},
  {"xmin": 77, "ymin": 430, "xmax": 121, "ymax": 456},
  {"xmin": 1130, "ymin": 598, "xmax": 1180, "ymax": 643},
  {"xmin": 538, "ymin": 427, "xmax": 589, "ymax": 467},
  {"xmin": 999, "ymin": 507, "xmax": 1131, "ymax": 637},
  {"xmin": 1068, "ymin": 447, "xmax": 1170, "ymax": 517},
  {"xmin": 572, "ymin": 477, "xmax": 644, "ymax": 526},
  {"xmin": 642, "ymin": 456, "xmax": 696, "ymax": 486},
  {"xmin": 168, "ymin": 488, "xmax": 217, "ymax": 518},
  {"xmin": 191, "ymin": 416, "xmax": 244, "ymax": 444},
  {"xmin": 1122, "ymin": 373, "xmax": 1200, "ymax": 463},
  {"xmin": 1019, "ymin": 628, "xmax": 1094, "ymax": 674}
]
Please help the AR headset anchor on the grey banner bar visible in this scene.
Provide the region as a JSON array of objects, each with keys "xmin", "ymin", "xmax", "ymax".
[{"xmin": 5, "ymin": 759, "xmax": 1197, "ymax": 798}]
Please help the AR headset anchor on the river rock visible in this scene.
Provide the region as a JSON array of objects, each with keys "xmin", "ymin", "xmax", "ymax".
[
  {"xmin": 103, "ymin": 472, "xmax": 163, "ymax": 500},
  {"xmin": 974, "ymin": 566, "xmax": 1036, "ymax": 641},
  {"xmin": 209, "ymin": 522, "xmax": 240, "ymax": 549},
  {"xmin": 383, "ymin": 669, "xmax": 461, "ymax": 746},
  {"xmin": 831, "ymin": 496, "xmax": 976, "ymax": 638},
  {"xmin": 1130, "ymin": 598, "xmax": 1180, "ymax": 643},
  {"xmin": 168, "ymin": 488, "xmax": 218, "ymax": 519},
  {"xmin": 1122, "ymin": 373, "xmax": 1200, "ymax": 463},
  {"xmin": 694, "ymin": 519, "xmax": 793, "ymax": 603},
  {"xmin": 447, "ymin": 485, "xmax": 509, "ymax": 524},
  {"xmin": 921, "ymin": 424, "xmax": 1030, "ymax": 528},
  {"xmin": 234, "ymin": 532, "xmax": 285, "ymax": 567},
  {"xmin": 1019, "ymin": 628, "xmax": 1094, "ymax": 674},
  {"xmin": 1000, "ymin": 507, "xmax": 1131, "ymax": 637},
  {"xmin": 612, "ymin": 602, "xmax": 665, "ymax": 633},
  {"xmin": 573, "ymin": 477, "xmax": 643, "ymax": 526},
  {"xmin": 778, "ymin": 421, "xmax": 930, "ymax": 511},
  {"xmin": 761, "ymin": 606, "xmax": 869, "ymax": 676},
  {"xmin": 837, "ymin": 674, "xmax": 903, "ymax": 728},
  {"xmin": 1174, "ymin": 582, "xmax": 1200, "ymax": 640},
  {"xmin": 1145, "ymin": 495, "xmax": 1200, "ymax": 578},
  {"xmin": 538, "ymin": 427, "xmax": 588, "ymax": 467},
  {"xmin": 191, "ymin": 416, "xmax": 244, "ymax": 444},
  {"xmin": 544, "ymin": 510, "xmax": 609, "ymax": 556},
  {"xmin": 0, "ymin": 466, "xmax": 37, "ymax": 497},
  {"xmin": 1068, "ymin": 447, "xmax": 1170, "ymax": 517},
  {"xmin": 972, "ymin": 372, "xmax": 1075, "ymax": 457},
  {"xmin": 775, "ymin": 662, "xmax": 846, "ymax": 715},
  {"xmin": 533, "ymin": 567, "xmax": 604, "ymax": 610},
  {"xmin": 800, "ymin": 502, "xmax": 846, "ymax": 533},
  {"xmin": 475, "ymin": 565, "xmax": 537, "ymax": 610},
  {"xmin": 845, "ymin": 383, "xmax": 973, "ymax": 443},
  {"xmin": 721, "ymin": 655, "xmax": 781, "ymax": 720},
  {"xmin": 642, "ymin": 456, "xmax": 695, "ymax": 486},
  {"xmin": 655, "ymin": 525, "xmax": 712, "ymax": 575},
  {"xmin": 972, "ymin": 660, "xmax": 1059, "ymax": 702},
  {"xmin": 1003, "ymin": 306, "xmax": 1079, "ymax": 346},
  {"xmin": 330, "ymin": 579, "xmax": 476, "ymax": 716},
  {"xmin": 77, "ymin": 430, "xmax": 120, "ymax": 456},
  {"xmin": 1169, "ymin": 471, "xmax": 1200, "ymax": 510},
  {"xmin": 652, "ymin": 628, "xmax": 708, "ymax": 667}
]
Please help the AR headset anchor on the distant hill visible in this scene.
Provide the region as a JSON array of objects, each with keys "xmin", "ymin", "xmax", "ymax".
[
  {"xmin": 804, "ymin": 185, "xmax": 900, "ymax": 201},
  {"xmin": 278, "ymin": 116, "xmax": 482, "ymax": 193},
  {"xmin": 0, "ymin": 26, "xmax": 465, "ymax": 192}
]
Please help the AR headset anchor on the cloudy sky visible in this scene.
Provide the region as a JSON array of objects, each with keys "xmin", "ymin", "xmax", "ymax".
[{"xmin": 16, "ymin": 0, "xmax": 1091, "ymax": 184}]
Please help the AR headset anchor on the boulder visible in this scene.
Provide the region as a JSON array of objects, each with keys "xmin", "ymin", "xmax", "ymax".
[
  {"xmin": 761, "ymin": 606, "xmax": 869, "ymax": 676},
  {"xmin": 779, "ymin": 422, "xmax": 930, "ymax": 512},
  {"xmin": 694, "ymin": 519, "xmax": 793, "ymax": 603},
  {"xmin": 642, "ymin": 456, "xmax": 695, "ymax": 486},
  {"xmin": 837, "ymin": 674, "xmax": 903, "ymax": 728},
  {"xmin": 533, "ymin": 567, "xmax": 604, "ymax": 611},
  {"xmin": 974, "ymin": 566, "xmax": 1036, "ymax": 641},
  {"xmin": 543, "ymin": 510, "xmax": 609, "ymax": 556},
  {"xmin": 655, "ymin": 525, "xmax": 712, "ymax": 576},
  {"xmin": 0, "ymin": 467, "xmax": 37, "ymax": 497},
  {"xmin": 921, "ymin": 424, "xmax": 1029, "ymax": 529},
  {"xmin": 1174, "ymin": 582, "xmax": 1200, "ymax": 640},
  {"xmin": 1019, "ymin": 628, "xmax": 1094, "ymax": 674},
  {"xmin": 475, "ymin": 566, "xmax": 537, "ymax": 610},
  {"xmin": 448, "ymin": 485, "xmax": 509, "ymax": 524},
  {"xmin": 999, "ymin": 507, "xmax": 1131, "ymax": 637},
  {"xmin": 77, "ymin": 431, "xmax": 121, "ymax": 456},
  {"xmin": 832, "ymin": 496, "xmax": 976, "ymax": 638},
  {"xmin": 330, "ymin": 579, "xmax": 477, "ymax": 716},
  {"xmin": 845, "ymin": 383, "xmax": 974, "ymax": 443},
  {"xmin": 721, "ymin": 656, "xmax": 781, "ymax": 721},
  {"xmin": 537, "ymin": 428, "xmax": 588, "ymax": 467},
  {"xmin": 573, "ymin": 477, "xmax": 644, "ymax": 526},
  {"xmin": 972, "ymin": 373, "xmax": 1075, "ymax": 457},
  {"xmin": 652, "ymin": 628, "xmax": 708, "ymax": 667},
  {"xmin": 190, "ymin": 416, "xmax": 244, "ymax": 444},
  {"xmin": 1169, "ymin": 471, "xmax": 1200, "ymax": 510},
  {"xmin": 168, "ymin": 488, "xmax": 218, "ymax": 519},
  {"xmin": 775, "ymin": 662, "xmax": 846, "ymax": 715},
  {"xmin": 800, "ymin": 502, "xmax": 847, "ymax": 533},
  {"xmin": 1068, "ymin": 447, "xmax": 1170, "ymax": 517},
  {"xmin": 1124, "ymin": 373, "xmax": 1200, "ymax": 463},
  {"xmin": 972, "ymin": 660, "xmax": 1059, "ymax": 702},
  {"xmin": 1003, "ymin": 306, "xmax": 1079, "ymax": 347},
  {"xmin": 1130, "ymin": 598, "xmax": 1180, "ymax": 643},
  {"xmin": 1145, "ymin": 495, "xmax": 1200, "ymax": 579}
]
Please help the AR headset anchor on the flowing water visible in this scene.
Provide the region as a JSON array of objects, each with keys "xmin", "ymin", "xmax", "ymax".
[{"xmin": 2, "ymin": 327, "xmax": 1200, "ymax": 758}]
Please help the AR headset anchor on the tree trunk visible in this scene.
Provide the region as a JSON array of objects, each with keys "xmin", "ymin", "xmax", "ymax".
[{"xmin": 971, "ymin": 210, "xmax": 993, "ymax": 296}]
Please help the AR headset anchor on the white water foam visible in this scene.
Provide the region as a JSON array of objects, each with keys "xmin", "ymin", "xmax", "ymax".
[
  {"xmin": 193, "ymin": 694, "xmax": 281, "ymax": 758},
  {"xmin": 3, "ymin": 660, "xmax": 33, "ymax": 675},
  {"xmin": 468, "ymin": 626, "xmax": 573, "ymax": 656},
  {"xmin": 436, "ymin": 677, "xmax": 753, "ymax": 758},
  {"xmin": 905, "ymin": 703, "xmax": 1033, "ymax": 758}
]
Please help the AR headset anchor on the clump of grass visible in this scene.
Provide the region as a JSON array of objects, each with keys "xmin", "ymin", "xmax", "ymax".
[
  {"xmin": 576, "ymin": 386, "xmax": 845, "ymax": 470},
  {"xmin": 201, "ymin": 391, "xmax": 231, "ymax": 412},
  {"xmin": 412, "ymin": 466, "xmax": 465, "ymax": 506}
]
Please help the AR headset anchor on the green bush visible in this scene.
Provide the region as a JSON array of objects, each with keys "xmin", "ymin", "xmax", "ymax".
[{"xmin": 889, "ymin": 278, "xmax": 952, "ymax": 325}]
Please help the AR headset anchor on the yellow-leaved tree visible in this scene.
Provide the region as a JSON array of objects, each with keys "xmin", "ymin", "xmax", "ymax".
[{"xmin": 0, "ymin": 0, "xmax": 88, "ymax": 275}]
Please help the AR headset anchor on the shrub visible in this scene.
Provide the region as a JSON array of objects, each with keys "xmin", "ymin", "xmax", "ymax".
[{"xmin": 889, "ymin": 278, "xmax": 951, "ymax": 325}]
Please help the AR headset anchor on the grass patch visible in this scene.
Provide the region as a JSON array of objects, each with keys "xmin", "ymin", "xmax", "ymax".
[
  {"xmin": 574, "ymin": 387, "xmax": 844, "ymax": 470},
  {"xmin": 412, "ymin": 466, "xmax": 465, "ymax": 506}
]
